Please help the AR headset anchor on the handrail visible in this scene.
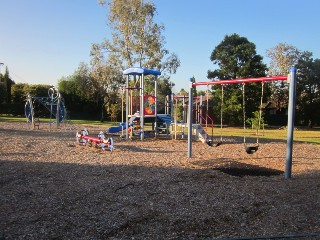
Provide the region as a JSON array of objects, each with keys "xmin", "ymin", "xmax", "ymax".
[
  {"xmin": 206, "ymin": 114, "xmax": 214, "ymax": 125},
  {"xmin": 199, "ymin": 113, "xmax": 214, "ymax": 128}
]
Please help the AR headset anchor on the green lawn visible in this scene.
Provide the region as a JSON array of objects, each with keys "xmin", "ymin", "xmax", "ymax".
[
  {"xmin": 210, "ymin": 126, "xmax": 320, "ymax": 144},
  {"xmin": 1, "ymin": 116, "xmax": 319, "ymax": 144},
  {"xmin": 0, "ymin": 116, "xmax": 114, "ymax": 127}
]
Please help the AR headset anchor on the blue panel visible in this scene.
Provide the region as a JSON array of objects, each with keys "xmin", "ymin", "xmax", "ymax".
[
  {"xmin": 25, "ymin": 101, "xmax": 32, "ymax": 122},
  {"xmin": 107, "ymin": 122, "xmax": 126, "ymax": 133},
  {"xmin": 123, "ymin": 67, "xmax": 161, "ymax": 76},
  {"xmin": 107, "ymin": 125, "xmax": 123, "ymax": 133},
  {"xmin": 157, "ymin": 114, "xmax": 173, "ymax": 124},
  {"xmin": 59, "ymin": 101, "xmax": 65, "ymax": 122}
]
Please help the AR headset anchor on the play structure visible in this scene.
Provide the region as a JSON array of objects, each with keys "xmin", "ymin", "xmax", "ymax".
[
  {"xmin": 76, "ymin": 128, "xmax": 114, "ymax": 151},
  {"xmin": 106, "ymin": 67, "xmax": 173, "ymax": 140},
  {"xmin": 168, "ymin": 94, "xmax": 216, "ymax": 143},
  {"xmin": 25, "ymin": 86, "xmax": 66, "ymax": 129},
  {"xmin": 186, "ymin": 68, "xmax": 297, "ymax": 179},
  {"xmin": 170, "ymin": 90, "xmax": 227, "ymax": 148}
]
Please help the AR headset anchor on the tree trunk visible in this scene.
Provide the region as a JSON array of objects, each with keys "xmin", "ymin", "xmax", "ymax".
[{"xmin": 101, "ymin": 103, "xmax": 105, "ymax": 122}]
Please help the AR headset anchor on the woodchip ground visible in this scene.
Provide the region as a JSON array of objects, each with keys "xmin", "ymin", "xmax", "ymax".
[{"xmin": 0, "ymin": 121, "xmax": 319, "ymax": 239}]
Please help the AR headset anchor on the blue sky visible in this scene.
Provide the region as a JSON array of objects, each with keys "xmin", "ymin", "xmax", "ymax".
[{"xmin": 1, "ymin": 0, "xmax": 319, "ymax": 93}]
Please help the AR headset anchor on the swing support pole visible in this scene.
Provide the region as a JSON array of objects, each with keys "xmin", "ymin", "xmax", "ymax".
[
  {"xmin": 187, "ymin": 78, "xmax": 193, "ymax": 158},
  {"xmin": 285, "ymin": 68, "xmax": 297, "ymax": 179}
]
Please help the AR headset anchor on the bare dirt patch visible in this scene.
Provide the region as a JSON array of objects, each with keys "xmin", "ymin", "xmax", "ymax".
[{"xmin": 0, "ymin": 121, "xmax": 320, "ymax": 239}]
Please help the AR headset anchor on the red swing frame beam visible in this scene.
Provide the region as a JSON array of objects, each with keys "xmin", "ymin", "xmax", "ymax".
[{"xmin": 192, "ymin": 76, "xmax": 288, "ymax": 87}]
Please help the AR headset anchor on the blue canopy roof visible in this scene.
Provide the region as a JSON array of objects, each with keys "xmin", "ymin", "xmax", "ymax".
[{"xmin": 123, "ymin": 67, "xmax": 161, "ymax": 76}]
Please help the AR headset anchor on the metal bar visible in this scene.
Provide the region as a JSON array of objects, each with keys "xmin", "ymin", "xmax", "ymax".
[
  {"xmin": 154, "ymin": 75, "xmax": 158, "ymax": 138},
  {"xmin": 187, "ymin": 78, "xmax": 193, "ymax": 158},
  {"xmin": 285, "ymin": 68, "xmax": 297, "ymax": 179},
  {"xmin": 121, "ymin": 88, "xmax": 124, "ymax": 136},
  {"xmin": 140, "ymin": 74, "xmax": 144, "ymax": 140},
  {"xmin": 182, "ymin": 96, "xmax": 186, "ymax": 123},
  {"xmin": 56, "ymin": 91, "xmax": 60, "ymax": 128},
  {"xmin": 125, "ymin": 75, "xmax": 129, "ymax": 140}
]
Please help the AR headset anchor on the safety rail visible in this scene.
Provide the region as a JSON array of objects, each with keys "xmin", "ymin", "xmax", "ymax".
[{"xmin": 199, "ymin": 113, "xmax": 214, "ymax": 131}]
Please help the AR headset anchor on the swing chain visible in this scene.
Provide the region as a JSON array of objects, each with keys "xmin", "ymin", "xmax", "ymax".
[
  {"xmin": 220, "ymin": 85, "xmax": 224, "ymax": 142},
  {"xmin": 242, "ymin": 83, "xmax": 247, "ymax": 144},
  {"xmin": 257, "ymin": 81, "xmax": 265, "ymax": 144},
  {"xmin": 242, "ymin": 81, "xmax": 265, "ymax": 150}
]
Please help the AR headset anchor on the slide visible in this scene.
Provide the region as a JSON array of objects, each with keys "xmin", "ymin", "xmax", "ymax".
[
  {"xmin": 157, "ymin": 114, "xmax": 173, "ymax": 124},
  {"xmin": 107, "ymin": 116, "xmax": 137, "ymax": 133},
  {"xmin": 107, "ymin": 122, "xmax": 126, "ymax": 133}
]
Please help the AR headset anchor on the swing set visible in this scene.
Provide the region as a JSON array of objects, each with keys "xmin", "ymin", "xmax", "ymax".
[
  {"xmin": 198, "ymin": 81, "xmax": 265, "ymax": 151},
  {"xmin": 187, "ymin": 75, "xmax": 290, "ymax": 156},
  {"xmin": 188, "ymin": 69, "xmax": 297, "ymax": 180}
]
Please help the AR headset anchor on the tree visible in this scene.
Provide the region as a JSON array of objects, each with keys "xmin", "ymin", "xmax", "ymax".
[
  {"xmin": 0, "ymin": 76, "xmax": 5, "ymax": 104},
  {"xmin": 246, "ymin": 110, "xmax": 265, "ymax": 135},
  {"xmin": 207, "ymin": 33, "xmax": 267, "ymax": 125},
  {"xmin": 95, "ymin": 0, "xmax": 180, "ymax": 119},
  {"xmin": 8, "ymin": 83, "xmax": 53, "ymax": 116},
  {"xmin": 266, "ymin": 43, "xmax": 303, "ymax": 113},
  {"xmin": 58, "ymin": 63, "xmax": 102, "ymax": 118},
  {"xmin": 0, "ymin": 67, "xmax": 15, "ymax": 104},
  {"xmin": 98, "ymin": 0, "xmax": 179, "ymax": 73},
  {"xmin": 197, "ymin": 90, "xmax": 206, "ymax": 96},
  {"xmin": 90, "ymin": 46, "xmax": 124, "ymax": 121},
  {"xmin": 109, "ymin": 103, "xmax": 120, "ymax": 123},
  {"xmin": 11, "ymin": 83, "xmax": 29, "ymax": 104},
  {"xmin": 208, "ymin": 33, "xmax": 267, "ymax": 80},
  {"xmin": 178, "ymin": 89, "xmax": 188, "ymax": 96},
  {"xmin": 266, "ymin": 43, "xmax": 302, "ymax": 76},
  {"xmin": 296, "ymin": 52, "xmax": 320, "ymax": 127}
]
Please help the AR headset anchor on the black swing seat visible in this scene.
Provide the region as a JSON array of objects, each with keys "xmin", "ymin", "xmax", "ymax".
[
  {"xmin": 244, "ymin": 144, "xmax": 259, "ymax": 154},
  {"xmin": 206, "ymin": 139, "xmax": 222, "ymax": 147},
  {"xmin": 206, "ymin": 139, "xmax": 213, "ymax": 147}
]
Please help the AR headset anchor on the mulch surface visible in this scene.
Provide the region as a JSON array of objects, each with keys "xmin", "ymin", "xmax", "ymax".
[{"xmin": 0, "ymin": 121, "xmax": 320, "ymax": 239}]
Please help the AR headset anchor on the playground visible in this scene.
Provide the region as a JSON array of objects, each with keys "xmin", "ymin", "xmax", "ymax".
[{"xmin": 1, "ymin": 121, "xmax": 320, "ymax": 239}]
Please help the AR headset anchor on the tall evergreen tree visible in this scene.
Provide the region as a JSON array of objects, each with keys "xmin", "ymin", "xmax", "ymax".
[
  {"xmin": 0, "ymin": 67, "xmax": 15, "ymax": 104},
  {"xmin": 208, "ymin": 33, "xmax": 267, "ymax": 125}
]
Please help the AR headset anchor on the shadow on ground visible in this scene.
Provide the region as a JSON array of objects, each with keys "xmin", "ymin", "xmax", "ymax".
[{"xmin": 1, "ymin": 160, "xmax": 319, "ymax": 239}]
